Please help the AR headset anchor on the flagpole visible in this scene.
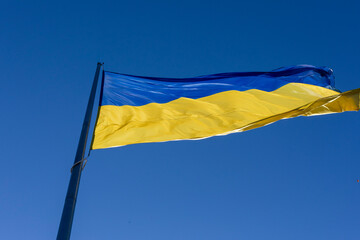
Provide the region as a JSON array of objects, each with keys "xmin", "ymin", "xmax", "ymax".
[{"xmin": 57, "ymin": 62, "xmax": 103, "ymax": 240}]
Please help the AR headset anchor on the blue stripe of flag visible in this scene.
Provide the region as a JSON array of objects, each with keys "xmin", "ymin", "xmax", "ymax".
[{"xmin": 101, "ymin": 65, "xmax": 335, "ymax": 107}]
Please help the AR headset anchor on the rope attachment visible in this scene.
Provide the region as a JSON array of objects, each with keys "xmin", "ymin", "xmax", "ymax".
[{"xmin": 70, "ymin": 152, "xmax": 90, "ymax": 173}]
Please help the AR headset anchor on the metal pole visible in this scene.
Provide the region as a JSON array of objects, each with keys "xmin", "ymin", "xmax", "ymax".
[{"xmin": 57, "ymin": 62, "xmax": 103, "ymax": 240}]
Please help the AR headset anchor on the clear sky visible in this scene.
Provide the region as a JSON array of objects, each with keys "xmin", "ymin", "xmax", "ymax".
[{"xmin": 1, "ymin": 0, "xmax": 360, "ymax": 239}]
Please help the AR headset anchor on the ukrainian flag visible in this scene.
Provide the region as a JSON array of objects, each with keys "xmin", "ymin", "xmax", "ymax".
[{"xmin": 91, "ymin": 65, "xmax": 360, "ymax": 149}]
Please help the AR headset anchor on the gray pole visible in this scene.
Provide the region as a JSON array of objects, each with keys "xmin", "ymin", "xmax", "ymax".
[{"xmin": 57, "ymin": 62, "xmax": 103, "ymax": 240}]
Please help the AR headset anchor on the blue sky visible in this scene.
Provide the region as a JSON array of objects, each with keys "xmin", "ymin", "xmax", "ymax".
[{"xmin": 1, "ymin": 0, "xmax": 360, "ymax": 239}]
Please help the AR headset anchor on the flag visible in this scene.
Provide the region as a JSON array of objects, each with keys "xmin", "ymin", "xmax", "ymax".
[{"xmin": 91, "ymin": 65, "xmax": 360, "ymax": 149}]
